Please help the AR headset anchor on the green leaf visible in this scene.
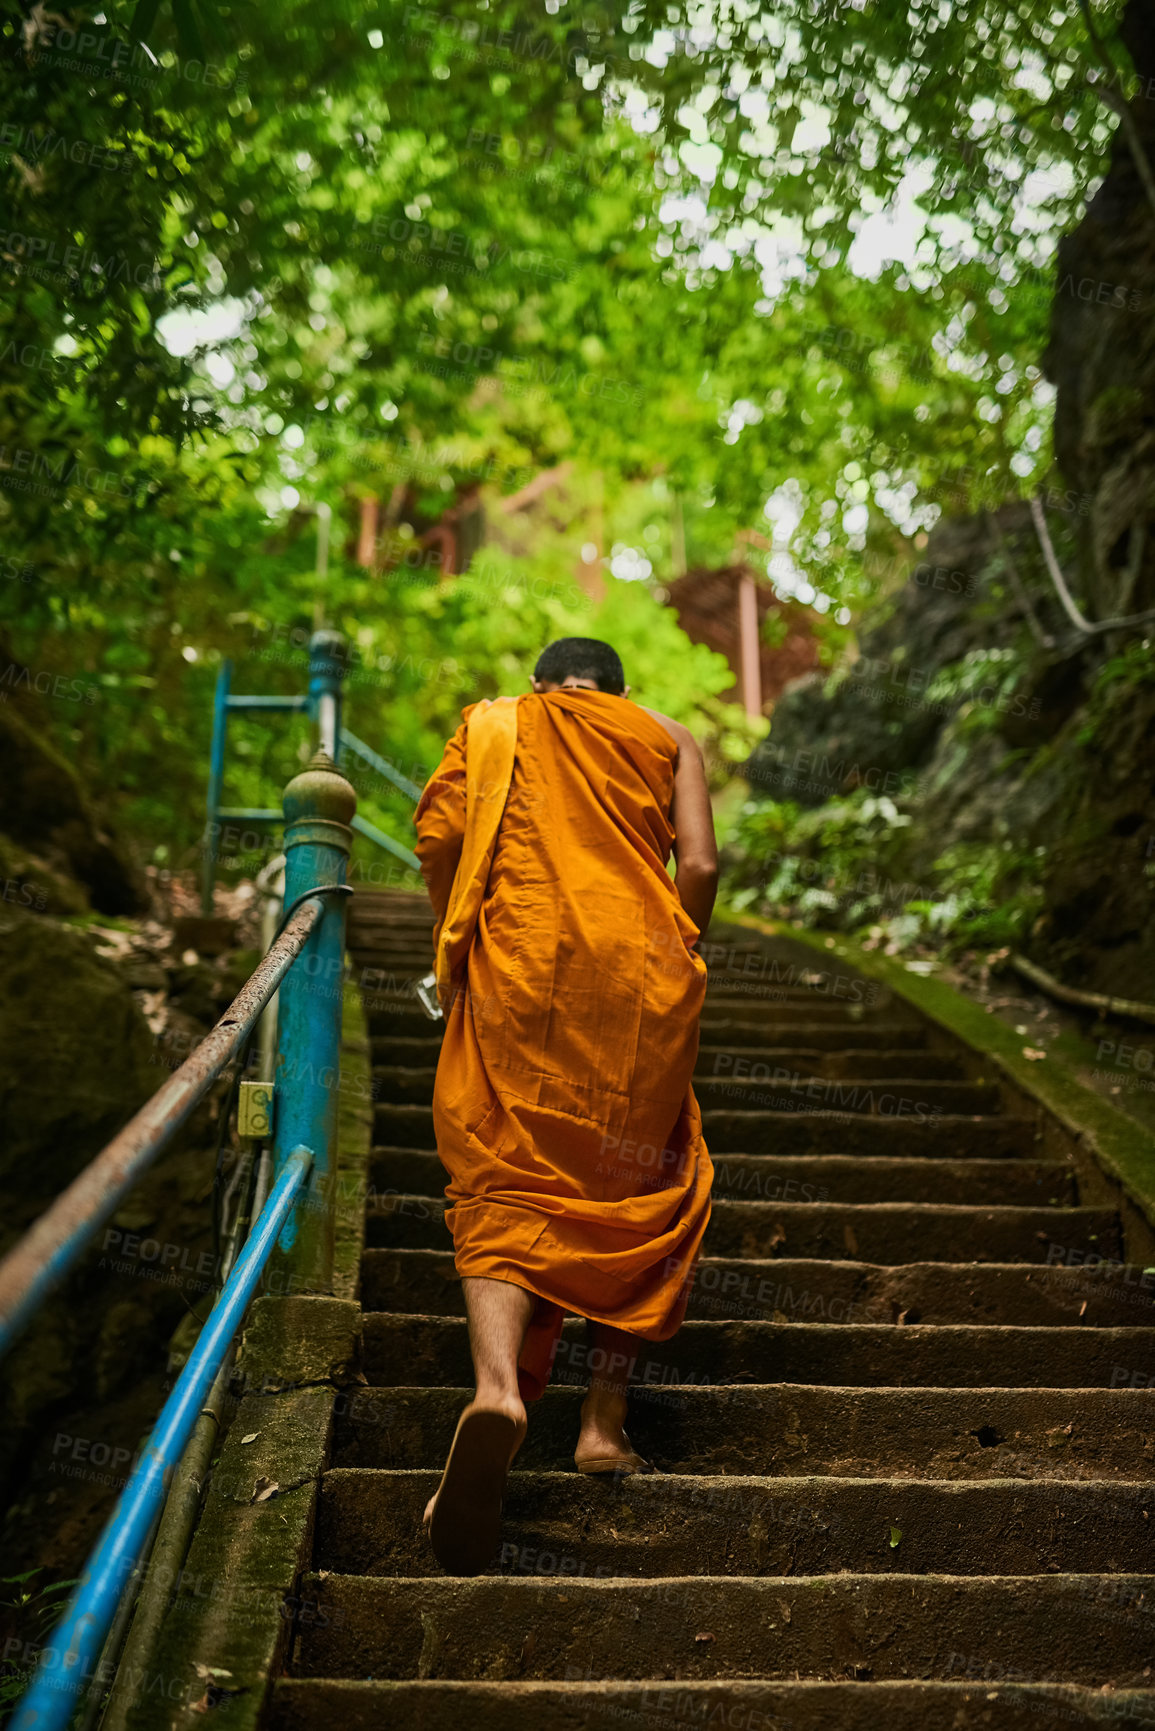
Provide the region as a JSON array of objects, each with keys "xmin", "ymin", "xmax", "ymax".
[{"xmin": 128, "ymin": 0, "xmax": 163, "ymax": 40}]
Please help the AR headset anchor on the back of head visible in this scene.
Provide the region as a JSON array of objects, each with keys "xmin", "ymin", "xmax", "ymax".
[{"xmin": 534, "ymin": 637, "xmax": 625, "ymax": 694}]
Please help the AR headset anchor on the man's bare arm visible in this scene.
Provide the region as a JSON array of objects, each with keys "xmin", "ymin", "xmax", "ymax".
[
  {"xmin": 642, "ymin": 708, "xmax": 719, "ymax": 937},
  {"xmin": 413, "ymin": 721, "xmax": 469, "ymax": 944}
]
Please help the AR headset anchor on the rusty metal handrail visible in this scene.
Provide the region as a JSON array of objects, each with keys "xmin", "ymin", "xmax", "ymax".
[{"xmin": 0, "ymin": 897, "xmax": 325, "ymax": 1357}]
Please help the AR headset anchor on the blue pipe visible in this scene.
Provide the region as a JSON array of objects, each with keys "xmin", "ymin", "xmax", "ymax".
[
  {"xmin": 12, "ymin": 1146, "xmax": 314, "ymax": 1731},
  {"xmin": 226, "ymin": 695, "xmax": 310, "ymax": 712},
  {"xmin": 351, "ymin": 812, "xmax": 421, "ymax": 871},
  {"xmin": 340, "ymin": 727, "xmax": 424, "ymax": 802},
  {"xmin": 201, "ymin": 659, "xmax": 233, "ymax": 916},
  {"xmin": 308, "ymin": 631, "xmax": 346, "ymax": 760},
  {"xmin": 270, "ymin": 761, "xmax": 353, "ymax": 1281}
]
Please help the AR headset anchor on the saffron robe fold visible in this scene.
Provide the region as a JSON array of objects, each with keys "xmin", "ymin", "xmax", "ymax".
[{"xmin": 414, "ymin": 688, "xmax": 713, "ymax": 1399}]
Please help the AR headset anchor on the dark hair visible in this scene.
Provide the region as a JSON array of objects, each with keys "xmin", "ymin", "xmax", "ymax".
[{"xmin": 533, "ymin": 637, "xmax": 625, "ymax": 694}]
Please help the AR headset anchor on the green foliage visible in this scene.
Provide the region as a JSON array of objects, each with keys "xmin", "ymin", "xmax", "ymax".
[
  {"xmin": 1073, "ymin": 638, "xmax": 1155, "ymax": 746},
  {"xmin": 0, "ymin": 1570, "xmax": 80, "ymax": 1709},
  {"xmin": 0, "ymin": 0, "xmax": 1140, "ymax": 863},
  {"xmin": 924, "ymin": 646, "xmax": 1031, "ymax": 738},
  {"xmin": 725, "ymin": 790, "xmax": 1043, "ymax": 954}
]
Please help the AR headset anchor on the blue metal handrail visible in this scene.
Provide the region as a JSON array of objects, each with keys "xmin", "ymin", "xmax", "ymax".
[
  {"xmin": 201, "ymin": 632, "xmax": 420, "ymax": 912},
  {"xmin": 340, "ymin": 726, "xmax": 424, "ymax": 802},
  {"xmin": 11, "ymin": 1146, "xmax": 315, "ymax": 1731},
  {"xmin": 6, "ymin": 739, "xmax": 362, "ymax": 1728}
]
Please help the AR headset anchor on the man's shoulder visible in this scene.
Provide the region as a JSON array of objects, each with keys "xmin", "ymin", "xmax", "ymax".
[{"xmin": 639, "ymin": 705, "xmax": 695, "ymax": 755}]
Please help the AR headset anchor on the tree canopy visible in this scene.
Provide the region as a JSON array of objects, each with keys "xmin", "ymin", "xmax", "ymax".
[{"xmin": 0, "ymin": 0, "xmax": 1135, "ymax": 867}]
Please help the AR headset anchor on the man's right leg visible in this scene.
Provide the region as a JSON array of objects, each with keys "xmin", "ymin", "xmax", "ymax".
[
  {"xmin": 576, "ymin": 1321, "xmax": 651, "ymax": 1474},
  {"xmin": 424, "ymin": 1275, "xmax": 535, "ymax": 1574}
]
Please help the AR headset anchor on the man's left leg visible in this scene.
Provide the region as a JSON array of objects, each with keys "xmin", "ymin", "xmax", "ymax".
[
  {"xmin": 576, "ymin": 1321, "xmax": 652, "ymax": 1475},
  {"xmin": 425, "ymin": 1275, "xmax": 536, "ymax": 1573}
]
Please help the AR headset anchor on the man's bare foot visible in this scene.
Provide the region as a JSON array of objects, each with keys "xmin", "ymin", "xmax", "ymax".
[
  {"xmin": 423, "ymin": 1396, "xmax": 527, "ymax": 1575},
  {"xmin": 574, "ymin": 1389, "xmax": 651, "ymax": 1476}
]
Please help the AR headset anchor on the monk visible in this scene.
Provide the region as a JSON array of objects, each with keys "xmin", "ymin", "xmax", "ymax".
[{"xmin": 413, "ymin": 636, "xmax": 717, "ymax": 1574}]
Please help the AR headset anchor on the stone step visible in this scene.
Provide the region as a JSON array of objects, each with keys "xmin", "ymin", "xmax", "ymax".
[
  {"xmin": 699, "ymin": 1111, "xmax": 1038, "ymax": 1156},
  {"xmin": 330, "ymin": 1383, "xmax": 1155, "ymax": 1479},
  {"xmin": 705, "ymin": 981, "xmax": 887, "ymax": 1002},
  {"xmin": 355, "ymin": 959, "xmax": 884, "ymax": 1000},
  {"xmin": 699, "ymin": 996, "xmax": 910, "ymax": 1023},
  {"xmin": 370, "ymin": 1037, "xmax": 445, "ymax": 1065},
  {"xmin": 371, "ymin": 1066, "xmax": 437, "ymax": 1104},
  {"xmin": 348, "ymin": 928, "xmax": 433, "ymax": 942},
  {"xmin": 699, "ymin": 1020, "xmax": 927, "ymax": 1049},
  {"xmin": 364, "ymin": 1194, "xmax": 1115, "ymax": 1263},
  {"xmin": 289, "ymin": 1570, "xmax": 1155, "ymax": 1684},
  {"xmin": 269, "ymin": 1678, "xmax": 1155, "ymax": 1731},
  {"xmin": 355, "ymin": 953, "xmax": 893, "ymax": 989},
  {"xmin": 348, "ymin": 902, "xmax": 433, "ymax": 917},
  {"xmin": 359, "ymin": 1250, "xmax": 1153, "ymax": 1327},
  {"xmin": 700, "ymin": 1155, "xmax": 1072, "ymax": 1207},
  {"xmin": 683, "ymin": 1075, "xmax": 1000, "ymax": 1115},
  {"xmin": 348, "ymin": 934, "xmax": 434, "ymax": 951},
  {"xmin": 374, "ymin": 1103, "xmax": 1039, "ymax": 1157},
  {"xmin": 366, "ymin": 1150, "xmax": 1074, "ymax": 1207},
  {"xmin": 366, "ymin": 1024, "xmax": 939, "ymax": 1061},
  {"xmin": 365, "ymin": 1005, "xmax": 449, "ymax": 1040},
  {"xmin": 359, "ymin": 1313, "xmax": 1153, "ymax": 1392},
  {"xmin": 353, "ymin": 964, "xmax": 434, "ymax": 983},
  {"xmin": 697, "ymin": 1046, "xmax": 967, "ymax": 1079},
  {"xmin": 314, "ymin": 1468, "xmax": 1155, "ymax": 1578},
  {"xmin": 369, "ymin": 1068, "xmax": 999, "ymax": 1117}
]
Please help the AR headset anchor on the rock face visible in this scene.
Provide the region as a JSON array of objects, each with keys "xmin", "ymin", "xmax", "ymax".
[
  {"xmin": 746, "ymin": 507, "xmax": 1066, "ymax": 813},
  {"xmin": 0, "ymin": 903, "xmax": 245, "ymax": 1525},
  {"xmin": 0, "ymin": 906, "xmax": 159, "ymax": 1206},
  {"xmin": 1044, "ymin": 0, "xmax": 1155, "ymax": 627},
  {"xmin": 0, "ymin": 697, "xmax": 147, "ymax": 915},
  {"xmin": 741, "ymin": 5, "xmax": 1155, "ymax": 1002}
]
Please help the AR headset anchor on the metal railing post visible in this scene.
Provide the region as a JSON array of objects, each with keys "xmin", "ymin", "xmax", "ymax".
[
  {"xmin": 308, "ymin": 629, "xmax": 347, "ymax": 763},
  {"xmin": 201, "ymin": 658, "xmax": 232, "ymax": 916},
  {"xmin": 268, "ymin": 751, "xmax": 355, "ymax": 1293}
]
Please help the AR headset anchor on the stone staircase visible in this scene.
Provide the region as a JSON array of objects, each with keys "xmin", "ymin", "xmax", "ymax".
[{"xmin": 269, "ymin": 890, "xmax": 1155, "ymax": 1729}]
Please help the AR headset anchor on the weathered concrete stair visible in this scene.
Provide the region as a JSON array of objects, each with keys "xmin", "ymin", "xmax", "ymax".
[{"xmin": 266, "ymin": 896, "xmax": 1155, "ymax": 1730}]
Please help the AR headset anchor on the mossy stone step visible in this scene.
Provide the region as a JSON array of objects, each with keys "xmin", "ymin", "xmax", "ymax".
[
  {"xmin": 359, "ymin": 1248, "xmax": 1150, "ymax": 1327},
  {"xmin": 315, "ymin": 1469, "xmax": 1155, "ymax": 1579},
  {"xmin": 365, "ymin": 1149, "xmax": 1074, "ymax": 1207},
  {"xmin": 289, "ymin": 1570, "xmax": 1155, "ymax": 1684},
  {"xmin": 329, "ymin": 1383, "xmax": 1155, "ymax": 1480},
  {"xmin": 358, "ymin": 1313, "xmax": 1152, "ymax": 1392}
]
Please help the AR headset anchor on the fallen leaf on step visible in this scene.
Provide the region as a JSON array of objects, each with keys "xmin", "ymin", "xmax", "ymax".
[
  {"xmin": 192, "ymin": 1665, "xmax": 233, "ymax": 1681},
  {"xmin": 1022, "ymin": 1047, "xmax": 1046, "ymax": 1061},
  {"xmin": 889, "ymin": 1526, "xmax": 902, "ymax": 1548},
  {"xmin": 241, "ymin": 1433, "xmax": 260, "ymax": 1445},
  {"xmin": 191, "ymin": 1683, "xmax": 246, "ymax": 1715},
  {"xmin": 252, "ymin": 1477, "xmax": 279, "ymax": 1502},
  {"xmin": 695, "ymin": 1632, "xmax": 715, "ymax": 1643}
]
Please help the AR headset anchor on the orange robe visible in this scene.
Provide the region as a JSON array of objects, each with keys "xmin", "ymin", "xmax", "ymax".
[{"xmin": 413, "ymin": 688, "xmax": 713, "ymax": 1399}]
